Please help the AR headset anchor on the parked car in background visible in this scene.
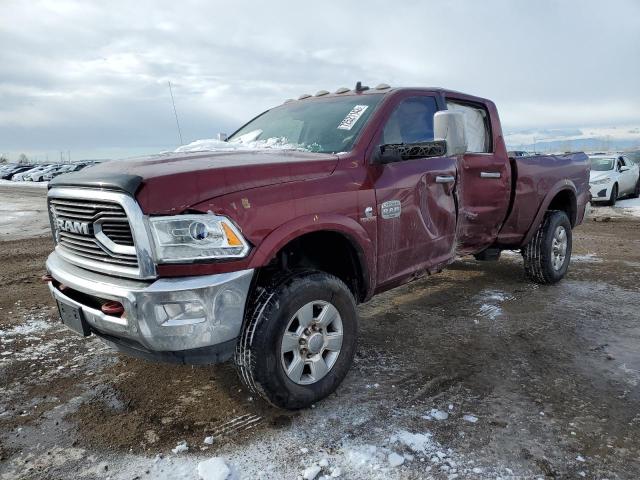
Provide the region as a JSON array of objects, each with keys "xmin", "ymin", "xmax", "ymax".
[
  {"xmin": 0, "ymin": 164, "xmax": 34, "ymax": 179},
  {"xmin": 42, "ymin": 164, "xmax": 85, "ymax": 181},
  {"xmin": 589, "ymin": 154, "xmax": 640, "ymax": 205},
  {"xmin": 11, "ymin": 165, "xmax": 51, "ymax": 181},
  {"xmin": 27, "ymin": 164, "xmax": 63, "ymax": 182},
  {"xmin": 507, "ymin": 150, "xmax": 531, "ymax": 157}
]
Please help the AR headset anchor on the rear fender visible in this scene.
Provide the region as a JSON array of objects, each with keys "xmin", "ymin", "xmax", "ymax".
[{"xmin": 521, "ymin": 180, "xmax": 577, "ymax": 246}]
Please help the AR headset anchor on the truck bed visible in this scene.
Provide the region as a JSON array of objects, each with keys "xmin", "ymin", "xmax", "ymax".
[{"xmin": 497, "ymin": 152, "xmax": 590, "ymax": 246}]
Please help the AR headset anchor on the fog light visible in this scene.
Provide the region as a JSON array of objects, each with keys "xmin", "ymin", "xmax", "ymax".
[{"xmin": 154, "ymin": 300, "xmax": 206, "ymax": 326}]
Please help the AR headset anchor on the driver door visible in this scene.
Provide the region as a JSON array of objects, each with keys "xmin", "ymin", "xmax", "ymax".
[{"xmin": 370, "ymin": 95, "xmax": 458, "ymax": 289}]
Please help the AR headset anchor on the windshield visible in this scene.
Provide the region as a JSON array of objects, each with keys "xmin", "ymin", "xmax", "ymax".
[
  {"xmin": 228, "ymin": 94, "xmax": 383, "ymax": 153},
  {"xmin": 590, "ymin": 157, "xmax": 615, "ymax": 171}
]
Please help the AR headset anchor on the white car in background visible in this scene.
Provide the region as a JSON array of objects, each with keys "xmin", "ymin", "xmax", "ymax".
[
  {"xmin": 27, "ymin": 164, "xmax": 61, "ymax": 182},
  {"xmin": 589, "ymin": 154, "xmax": 640, "ymax": 205},
  {"xmin": 11, "ymin": 165, "xmax": 51, "ymax": 181}
]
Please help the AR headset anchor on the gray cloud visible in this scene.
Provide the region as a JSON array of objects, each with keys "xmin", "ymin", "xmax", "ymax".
[{"xmin": 1, "ymin": 0, "xmax": 639, "ymax": 160}]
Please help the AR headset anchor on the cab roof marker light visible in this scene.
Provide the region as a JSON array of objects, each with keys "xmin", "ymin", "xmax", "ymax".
[
  {"xmin": 375, "ymin": 83, "xmax": 391, "ymax": 90},
  {"xmin": 298, "ymin": 93, "xmax": 312, "ymax": 100},
  {"xmin": 335, "ymin": 87, "xmax": 350, "ymax": 94},
  {"xmin": 315, "ymin": 90, "xmax": 330, "ymax": 96}
]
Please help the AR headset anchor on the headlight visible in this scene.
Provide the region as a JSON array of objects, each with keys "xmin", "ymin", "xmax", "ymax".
[
  {"xmin": 591, "ymin": 177, "xmax": 611, "ymax": 185},
  {"xmin": 148, "ymin": 214, "xmax": 250, "ymax": 263}
]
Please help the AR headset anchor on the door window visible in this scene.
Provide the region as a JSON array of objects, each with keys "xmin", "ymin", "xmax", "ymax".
[
  {"xmin": 382, "ymin": 96, "xmax": 438, "ymax": 145},
  {"xmin": 445, "ymin": 101, "xmax": 492, "ymax": 153}
]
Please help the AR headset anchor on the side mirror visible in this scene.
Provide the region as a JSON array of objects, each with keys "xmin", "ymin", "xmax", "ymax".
[
  {"xmin": 216, "ymin": 132, "xmax": 228, "ymax": 141},
  {"xmin": 620, "ymin": 166, "xmax": 630, "ymax": 172},
  {"xmin": 434, "ymin": 111, "xmax": 467, "ymax": 156},
  {"xmin": 371, "ymin": 145, "xmax": 402, "ymax": 165}
]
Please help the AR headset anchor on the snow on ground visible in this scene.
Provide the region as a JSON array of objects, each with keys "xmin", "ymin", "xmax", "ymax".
[
  {"xmin": 0, "ymin": 179, "xmax": 48, "ymax": 188},
  {"xmin": 473, "ymin": 289, "xmax": 512, "ymax": 321},
  {"xmin": 615, "ymin": 197, "xmax": 640, "ymax": 217},
  {"xmin": 590, "ymin": 198, "xmax": 640, "ymax": 219},
  {"xmin": 0, "ymin": 183, "xmax": 50, "ymax": 240},
  {"xmin": 571, "ymin": 253, "xmax": 602, "ymax": 263}
]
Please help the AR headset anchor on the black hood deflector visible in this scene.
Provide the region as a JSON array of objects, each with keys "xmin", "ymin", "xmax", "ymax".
[{"xmin": 49, "ymin": 171, "xmax": 143, "ymax": 196}]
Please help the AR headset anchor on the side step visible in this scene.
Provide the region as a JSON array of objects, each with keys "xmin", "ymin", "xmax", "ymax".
[{"xmin": 473, "ymin": 248, "xmax": 501, "ymax": 262}]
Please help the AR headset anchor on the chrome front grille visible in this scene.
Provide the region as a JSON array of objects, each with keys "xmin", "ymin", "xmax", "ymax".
[{"xmin": 49, "ymin": 197, "xmax": 139, "ymax": 269}]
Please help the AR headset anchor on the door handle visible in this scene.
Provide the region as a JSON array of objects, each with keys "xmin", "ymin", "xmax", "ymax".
[
  {"xmin": 480, "ymin": 172, "xmax": 501, "ymax": 179},
  {"xmin": 435, "ymin": 175, "xmax": 455, "ymax": 184}
]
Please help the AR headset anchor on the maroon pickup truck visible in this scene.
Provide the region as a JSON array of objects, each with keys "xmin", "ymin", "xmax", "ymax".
[{"xmin": 45, "ymin": 84, "xmax": 590, "ymax": 409}]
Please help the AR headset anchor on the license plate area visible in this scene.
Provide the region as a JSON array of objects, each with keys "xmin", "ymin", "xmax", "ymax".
[{"xmin": 56, "ymin": 299, "xmax": 91, "ymax": 337}]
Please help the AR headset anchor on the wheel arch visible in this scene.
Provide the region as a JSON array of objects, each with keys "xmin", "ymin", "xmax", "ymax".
[
  {"xmin": 521, "ymin": 181, "xmax": 578, "ymax": 246},
  {"xmin": 247, "ymin": 214, "xmax": 375, "ymax": 302}
]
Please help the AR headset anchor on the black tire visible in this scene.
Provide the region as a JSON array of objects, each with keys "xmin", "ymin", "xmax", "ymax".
[
  {"xmin": 606, "ymin": 184, "xmax": 618, "ymax": 206},
  {"xmin": 630, "ymin": 179, "xmax": 640, "ymax": 199},
  {"xmin": 522, "ymin": 210, "xmax": 572, "ymax": 284},
  {"xmin": 234, "ymin": 271, "xmax": 357, "ymax": 410}
]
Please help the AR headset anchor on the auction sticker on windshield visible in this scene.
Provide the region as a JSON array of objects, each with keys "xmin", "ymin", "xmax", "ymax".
[{"xmin": 337, "ymin": 105, "xmax": 369, "ymax": 130}]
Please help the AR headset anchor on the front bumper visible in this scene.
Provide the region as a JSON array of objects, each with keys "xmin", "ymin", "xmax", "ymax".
[
  {"xmin": 46, "ymin": 251, "xmax": 253, "ymax": 363},
  {"xmin": 589, "ymin": 182, "xmax": 613, "ymax": 202}
]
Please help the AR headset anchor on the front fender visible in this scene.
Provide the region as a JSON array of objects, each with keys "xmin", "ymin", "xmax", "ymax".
[{"xmin": 247, "ymin": 213, "xmax": 376, "ymax": 299}]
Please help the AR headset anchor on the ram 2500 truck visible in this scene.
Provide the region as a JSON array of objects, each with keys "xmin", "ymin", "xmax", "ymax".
[{"xmin": 44, "ymin": 84, "xmax": 590, "ymax": 409}]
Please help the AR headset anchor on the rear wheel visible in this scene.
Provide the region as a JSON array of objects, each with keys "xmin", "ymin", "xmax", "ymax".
[
  {"xmin": 522, "ymin": 210, "xmax": 572, "ymax": 284},
  {"xmin": 235, "ymin": 271, "xmax": 357, "ymax": 409},
  {"xmin": 606, "ymin": 184, "xmax": 618, "ymax": 206}
]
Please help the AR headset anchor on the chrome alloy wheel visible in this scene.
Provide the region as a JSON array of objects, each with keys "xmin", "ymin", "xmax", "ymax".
[
  {"xmin": 551, "ymin": 225, "xmax": 568, "ymax": 270},
  {"xmin": 280, "ymin": 300, "xmax": 343, "ymax": 385}
]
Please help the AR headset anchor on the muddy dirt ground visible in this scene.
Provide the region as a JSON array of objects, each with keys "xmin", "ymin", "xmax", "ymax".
[{"xmin": 1, "ymin": 186, "xmax": 639, "ymax": 479}]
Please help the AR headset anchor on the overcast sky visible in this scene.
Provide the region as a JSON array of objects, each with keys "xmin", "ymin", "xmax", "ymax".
[{"xmin": 1, "ymin": 0, "xmax": 639, "ymax": 161}]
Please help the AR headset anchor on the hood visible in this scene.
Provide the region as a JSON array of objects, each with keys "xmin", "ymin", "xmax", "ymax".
[
  {"xmin": 50, "ymin": 150, "xmax": 339, "ymax": 214},
  {"xmin": 589, "ymin": 170, "xmax": 613, "ymax": 182}
]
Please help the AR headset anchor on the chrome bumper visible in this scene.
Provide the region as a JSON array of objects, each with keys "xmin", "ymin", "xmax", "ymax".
[{"xmin": 46, "ymin": 251, "xmax": 253, "ymax": 354}]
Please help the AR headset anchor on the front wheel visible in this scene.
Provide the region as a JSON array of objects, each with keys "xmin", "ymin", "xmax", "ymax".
[
  {"xmin": 522, "ymin": 210, "xmax": 572, "ymax": 284},
  {"xmin": 606, "ymin": 184, "xmax": 618, "ymax": 206},
  {"xmin": 235, "ymin": 271, "xmax": 357, "ymax": 409}
]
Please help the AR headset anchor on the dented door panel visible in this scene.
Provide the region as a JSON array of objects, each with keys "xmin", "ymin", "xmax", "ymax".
[{"xmin": 373, "ymin": 156, "xmax": 458, "ymax": 288}]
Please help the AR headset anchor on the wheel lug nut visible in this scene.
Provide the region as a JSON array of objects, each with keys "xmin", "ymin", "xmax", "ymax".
[{"xmin": 299, "ymin": 338, "xmax": 306, "ymax": 345}]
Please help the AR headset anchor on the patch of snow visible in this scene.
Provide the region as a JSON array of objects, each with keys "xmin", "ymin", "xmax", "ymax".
[
  {"xmin": 0, "ymin": 317, "xmax": 52, "ymax": 337},
  {"xmin": 344, "ymin": 444, "xmax": 379, "ymax": 468},
  {"xmin": 302, "ymin": 465, "xmax": 322, "ymax": 480},
  {"xmin": 427, "ymin": 409, "xmax": 449, "ymax": 421},
  {"xmin": 197, "ymin": 457, "xmax": 231, "ymax": 480},
  {"xmin": 174, "ymin": 131, "xmax": 308, "ymax": 154},
  {"xmin": 474, "ymin": 289, "xmax": 512, "ymax": 321},
  {"xmin": 204, "ymin": 436, "xmax": 215, "ymax": 445},
  {"xmin": 571, "ymin": 253, "xmax": 602, "ymax": 263},
  {"xmin": 462, "ymin": 415, "xmax": 478, "ymax": 423},
  {"xmin": 0, "ymin": 179, "xmax": 48, "ymax": 188},
  {"xmin": 388, "ymin": 452, "xmax": 404, "ymax": 467},
  {"xmin": 172, "ymin": 440, "xmax": 189, "ymax": 454},
  {"xmin": 391, "ymin": 431, "xmax": 435, "ymax": 453}
]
